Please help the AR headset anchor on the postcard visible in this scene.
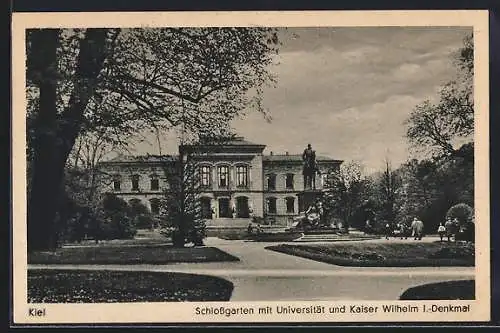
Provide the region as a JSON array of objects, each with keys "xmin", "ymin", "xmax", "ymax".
[{"xmin": 11, "ymin": 10, "xmax": 490, "ymax": 324}]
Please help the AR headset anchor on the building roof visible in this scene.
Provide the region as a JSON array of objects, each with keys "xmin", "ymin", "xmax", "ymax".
[
  {"xmin": 263, "ymin": 154, "xmax": 342, "ymax": 163},
  {"xmin": 181, "ymin": 136, "xmax": 266, "ymax": 148},
  {"xmin": 102, "ymin": 154, "xmax": 178, "ymax": 164},
  {"xmin": 220, "ymin": 137, "xmax": 265, "ymax": 146}
]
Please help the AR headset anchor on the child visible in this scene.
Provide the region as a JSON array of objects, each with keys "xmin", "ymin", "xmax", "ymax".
[
  {"xmin": 399, "ymin": 222, "xmax": 406, "ymax": 240},
  {"xmin": 385, "ymin": 223, "xmax": 392, "ymax": 240},
  {"xmin": 437, "ymin": 223, "xmax": 446, "ymax": 242},
  {"xmin": 394, "ymin": 223, "xmax": 401, "ymax": 239}
]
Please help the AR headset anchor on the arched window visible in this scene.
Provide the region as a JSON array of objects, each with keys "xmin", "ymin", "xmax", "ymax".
[
  {"xmin": 131, "ymin": 174, "xmax": 140, "ymax": 191},
  {"xmin": 285, "ymin": 173, "xmax": 294, "ymax": 189},
  {"xmin": 113, "ymin": 175, "xmax": 121, "ymax": 191},
  {"xmin": 217, "ymin": 165, "xmax": 229, "ymax": 188},
  {"xmin": 266, "ymin": 197, "xmax": 277, "ymax": 214},
  {"xmin": 236, "ymin": 165, "xmax": 249, "ymax": 188},
  {"xmin": 150, "ymin": 174, "xmax": 159, "ymax": 191},
  {"xmin": 285, "ymin": 197, "xmax": 295, "ymax": 213},
  {"xmin": 150, "ymin": 198, "xmax": 160, "ymax": 215},
  {"xmin": 267, "ymin": 174, "xmax": 276, "ymax": 190},
  {"xmin": 199, "ymin": 165, "xmax": 211, "ymax": 187}
]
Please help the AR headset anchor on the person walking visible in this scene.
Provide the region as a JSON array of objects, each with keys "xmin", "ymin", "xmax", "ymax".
[
  {"xmin": 411, "ymin": 217, "xmax": 424, "ymax": 240},
  {"xmin": 384, "ymin": 222, "xmax": 392, "ymax": 240},
  {"xmin": 364, "ymin": 219, "xmax": 372, "ymax": 235},
  {"xmin": 444, "ymin": 217, "xmax": 455, "ymax": 242},
  {"xmin": 437, "ymin": 222, "xmax": 446, "ymax": 242}
]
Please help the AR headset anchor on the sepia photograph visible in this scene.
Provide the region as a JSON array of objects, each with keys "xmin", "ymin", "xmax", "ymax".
[{"xmin": 12, "ymin": 10, "xmax": 490, "ymax": 324}]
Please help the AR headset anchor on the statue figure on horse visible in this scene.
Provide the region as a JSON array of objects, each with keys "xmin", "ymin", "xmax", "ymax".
[{"xmin": 302, "ymin": 143, "xmax": 321, "ymax": 190}]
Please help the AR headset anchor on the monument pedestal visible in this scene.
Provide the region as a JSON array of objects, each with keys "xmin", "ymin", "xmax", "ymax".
[{"xmin": 297, "ymin": 189, "xmax": 323, "ymax": 212}]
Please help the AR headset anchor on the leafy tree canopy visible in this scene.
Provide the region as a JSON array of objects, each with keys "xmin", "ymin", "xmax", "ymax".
[
  {"xmin": 26, "ymin": 28, "xmax": 279, "ymax": 148},
  {"xmin": 405, "ymin": 33, "xmax": 473, "ymax": 159}
]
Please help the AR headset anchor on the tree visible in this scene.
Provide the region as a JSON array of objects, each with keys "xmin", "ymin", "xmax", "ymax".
[
  {"xmin": 395, "ymin": 153, "xmax": 473, "ymax": 234},
  {"xmin": 323, "ymin": 161, "xmax": 368, "ymax": 232},
  {"xmin": 405, "ymin": 33, "xmax": 473, "ymax": 159},
  {"xmin": 52, "ymin": 128, "xmax": 133, "ymax": 244},
  {"xmin": 377, "ymin": 159, "xmax": 401, "ymax": 226},
  {"xmin": 161, "ymin": 149, "xmax": 205, "ymax": 247},
  {"xmin": 26, "ymin": 28, "xmax": 279, "ymax": 251},
  {"xmin": 403, "ymin": 32, "xmax": 475, "ymax": 234}
]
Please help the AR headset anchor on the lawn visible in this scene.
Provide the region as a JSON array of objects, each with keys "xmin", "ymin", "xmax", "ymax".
[
  {"xmin": 28, "ymin": 269, "xmax": 234, "ymax": 302},
  {"xmin": 265, "ymin": 242, "xmax": 474, "ymax": 267},
  {"xmin": 62, "ymin": 238, "xmax": 170, "ymax": 247},
  {"xmin": 399, "ymin": 280, "xmax": 475, "ymax": 300},
  {"xmin": 29, "ymin": 245, "xmax": 239, "ymax": 265}
]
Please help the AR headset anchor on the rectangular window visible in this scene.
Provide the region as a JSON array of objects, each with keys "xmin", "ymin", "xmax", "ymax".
[
  {"xmin": 267, "ymin": 197, "xmax": 277, "ymax": 214},
  {"xmin": 236, "ymin": 165, "xmax": 248, "ymax": 188},
  {"xmin": 113, "ymin": 176, "xmax": 121, "ymax": 191},
  {"xmin": 285, "ymin": 173, "xmax": 294, "ymax": 189},
  {"xmin": 286, "ymin": 197, "xmax": 295, "ymax": 213},
  {"xmin": 150, "ymin": 199, "xmax": 160, "ymax": 215},
  {"xmin": 200, "ymin": 166, "xmax": 211, "ymax": 187},
  {"xmin": 218, "ymin": 165, "xmax": 229, "ymax": 188},
  {"xmin": 267, "ymin": 174, "xmax": 276, "ymax": 190},
  {"xmin": 131, "ymin": 175, "xmax": 140, "ymax": 191},
  {"xmin": 150, "ymin": 177, "xmax": 159, "ymax": 191}
]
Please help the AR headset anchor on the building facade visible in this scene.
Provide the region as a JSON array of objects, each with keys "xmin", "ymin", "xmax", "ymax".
[{"xmin": 98, "ymin": 137, "xmax": 342, "ymax": 227}]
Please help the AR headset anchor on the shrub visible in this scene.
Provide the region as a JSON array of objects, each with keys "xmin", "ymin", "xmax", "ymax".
[
  {"xmin": 100, "ymin": 194, "xmax": 137, "ymax": 240},
  {"xmin": 446, "ymin": 203, "xmax": 474, "ymax": 226},
  {"xmin": 455, "ymin": 222, "xmax": 475, "ymax": 242},
  {"xmin": 129, "ymin": 200, "xmax": 155, "ymax": 229},
  {"xmin": 100, "ymin": 213, "xmax": 136, "ymax": 240},
  {"xmin": 187, "ymin": 219, "xmax": 207, "ymax": 246},
  {"xmin": 399, "ymin": 280, "xmax": 474, "ymax": 300}
]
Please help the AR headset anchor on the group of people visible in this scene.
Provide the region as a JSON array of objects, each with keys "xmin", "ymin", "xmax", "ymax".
[
  {"xmin": 381, "ymin": 217, "xmax": 425, "ymax": 240},
  {"xmin": 367, "ymin": 216, "xmax": 465, "ymax": 242},
  {"xmin": 437, "ymin": 217, "xmax": 462, "ymax": 242}
]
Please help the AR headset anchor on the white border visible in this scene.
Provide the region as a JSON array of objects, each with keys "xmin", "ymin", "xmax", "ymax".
[{"xmin": 12, "ymin": 10, "xmax": 490, "ymax": 324}]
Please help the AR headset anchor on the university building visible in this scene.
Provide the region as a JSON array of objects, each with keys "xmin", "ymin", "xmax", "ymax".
[{"xmin": 98, "ymin": 137, "xmax": 342, "ymax": 228}]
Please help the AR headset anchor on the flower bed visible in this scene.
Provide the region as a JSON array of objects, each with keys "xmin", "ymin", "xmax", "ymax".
[{"xmin": 28, "ymin": 269, "xmax": 234, "ymax": 302}]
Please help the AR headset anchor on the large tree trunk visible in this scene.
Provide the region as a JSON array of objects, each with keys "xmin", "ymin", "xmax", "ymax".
[
  {"xmin": 28, "ymin": 29, "xmax": 110, "ymax": 252},
  {"xmin": 27, "ymin": 29, "xmax": 62, "ymax": 252}
]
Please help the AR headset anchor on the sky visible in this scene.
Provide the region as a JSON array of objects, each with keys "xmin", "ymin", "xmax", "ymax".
[{"xmin": 128, "ymin": 27, "xmax": 471, "ymax": 174}]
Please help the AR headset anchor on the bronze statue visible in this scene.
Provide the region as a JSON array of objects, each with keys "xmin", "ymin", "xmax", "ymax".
[{"xmin": 302, "ymin": 143, "xmax": 320, "ymax": 189}]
